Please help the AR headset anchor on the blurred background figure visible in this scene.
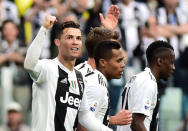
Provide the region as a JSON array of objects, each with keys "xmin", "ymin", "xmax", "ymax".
[
  {"xmin": 176, "ymin": 111, "xmax": 188, "ymax": 131},
  {"xmin": 24, "ymin": 0, "xmax": 58, "ymax": 59},
  {"xmin": 0, "ymin": 19, "xmax": 29, "ymax": 123},
  {"xmin": 118, "ymin": 0, "xmax": 150, "ymax": 71},
  {"xmin": 0, "ymin": 0, "xmax": 19, "ymax": 26},
  {"xmin": 156, "ymin": 0, "xmax": 188, "ymax": 121},
  {"xmin": 0, "ymin": 102, "xmax": 30, "ymax": 131}
]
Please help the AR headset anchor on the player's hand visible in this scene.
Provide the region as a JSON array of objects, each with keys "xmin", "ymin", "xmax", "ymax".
[
  {"xmin": 110, "ymin": 109, "xmax": 132, "ymax": 125},
  {"xmin": 43, "ymin": 15, "xmax": 57, "ymax": 29},
  {"xmin": 99, "ymin": 5, "xmax": 120, "ymax": 30},
  {"xmin": 8, "ymin": 52, "xmax": 24, "ymax": 63}
]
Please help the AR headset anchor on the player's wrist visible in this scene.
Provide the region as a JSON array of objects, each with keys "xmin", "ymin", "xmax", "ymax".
[{"xmin": 109, "ymin": 116, "xmax": 117, "ymax": 125}]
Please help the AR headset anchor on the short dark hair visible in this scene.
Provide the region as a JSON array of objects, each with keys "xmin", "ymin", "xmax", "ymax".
[
  {"xmin": 1, "ymin": 20, "xmax": 19, "ymax": 39},
  {"xmin": 1, "ymin": 19, "xmax": 18, "ymax": 31},
  {"xmin": 146, "ymin": 40, "xmax": 174, "ymax": 64},
  {"xmin": 55, "ymin": 21, "xmax": 80, "ymax": 39},
  {"xmin": 94, "ymin": 40, "xmax": 121, "ymax": 68},
  {"xmin": 85, "ymin": 27, "xmax": 119, "ymax": 58}
]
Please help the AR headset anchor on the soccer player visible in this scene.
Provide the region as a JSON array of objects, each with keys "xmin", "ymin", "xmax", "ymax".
[
  {"xmin": 77, "ymin": 40, "xmax": 132, "ymax": 131},
  {"xmin": 76, "ymin": 26, "xmax": 120, "ymax": 74},
  {"xmin": 24, "ymin": 15, "xmax": 113, "ymax": 131},
  {"xmin": 117, "ymin": 40, "xmax": 175, "ymax": 131},
  {"xmin": 76, "ymin": 27, "xmax": 132, "ymax": 127}
]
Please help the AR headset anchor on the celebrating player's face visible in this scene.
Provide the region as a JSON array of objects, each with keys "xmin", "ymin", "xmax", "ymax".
[
  {"xmin": 58, "ymin": 28, "xmax": 82, "ymax": 60},
  {"xmin": 104, "ymin": 48, "xmax": 126, "ymax": 80},
  {"xmin": 160, "ymin": 51, "xmax": 175, "ymax": 80}
]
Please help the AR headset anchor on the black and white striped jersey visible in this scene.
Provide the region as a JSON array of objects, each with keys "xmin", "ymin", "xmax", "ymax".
[
  {"xmin": 84, "ymin": 69, "xmax": 109, "ymax": 125},
  {"xmin": 117, "ymin": 67, "xmax": 158, "ymax": 131},
  {"xmin": 75, "ymin": 61, "xmax": 93, "ymax": 75},
  {"xmin": 30, "ymin": 58, "xmax": 87, "ymax": 131},
  {"xmin": 75, "ymin": 63, "xmax": 109, "ymax": 125}
]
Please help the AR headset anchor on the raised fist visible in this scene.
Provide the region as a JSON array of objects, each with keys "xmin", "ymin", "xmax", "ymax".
[{"xmin": 42, "ymin": 15, "xmax": 57, "ymax": 29}]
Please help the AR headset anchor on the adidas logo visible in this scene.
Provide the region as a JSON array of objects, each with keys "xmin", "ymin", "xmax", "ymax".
[{"xmin": 60, "ymin": 78, "xmax": 68, "ymax": 84}]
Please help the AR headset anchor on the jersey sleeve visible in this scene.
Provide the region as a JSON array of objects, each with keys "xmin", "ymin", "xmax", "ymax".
[
  {"xmin": 28, "ymin": 59, "xmax": 49, "ymax": 83},
  {"xmin": 78, "ymin": 110, "xmax": 112, "ymax": 131},
  {"xmin": 24, "ymin": 26, "xmax": 50, "ymax": 83},
  {"xmin": 85, "ymin": 84, "xmax": 102, "ymax": 121},
  {"xmin": 129, "ymin": 79, "xmax": 156, "ymax": 117}
]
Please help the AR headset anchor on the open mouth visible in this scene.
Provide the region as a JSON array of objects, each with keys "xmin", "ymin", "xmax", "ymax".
[
  {"xmin": 71, "ymin": 48, "xmax": 79, "ymax": 51},
  {"xmin": 120, "ymin": 71, "xmax": 124, "ymax": 75}
]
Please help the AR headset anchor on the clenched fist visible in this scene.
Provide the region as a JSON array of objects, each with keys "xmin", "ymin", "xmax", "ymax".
[
  {"xmin": 42, "ymin": 15, "xmax": 57, "ymax": 29},
  {"xmin": 109, "ymin": 109, "xmax": 132, "ymax": 125}
]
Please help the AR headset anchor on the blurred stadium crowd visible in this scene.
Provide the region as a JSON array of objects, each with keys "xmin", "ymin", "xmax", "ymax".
[{"xmin": 0, "ymin": 0, "xmax": 188, "ymax": 130}]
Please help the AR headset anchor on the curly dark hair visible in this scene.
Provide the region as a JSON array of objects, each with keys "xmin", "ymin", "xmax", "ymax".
[{"xmin": 85, "ymin": 27, "xmax": 119, "ymax": 58}]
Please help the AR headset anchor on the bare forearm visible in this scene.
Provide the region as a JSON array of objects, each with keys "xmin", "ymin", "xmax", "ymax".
[
  {"xmin": 131, "ymin": 113, "xmax": 146, "ymax": 131},
  {"xmin": 131, "ymin": 121, "xmax": 147, "ymax": 131},
  {"xmin": 162, "ymin": 24, "xmax": 188, "ymax": 35},
  {"xmin": 0, "ymin": 54, "xmax": 9, "ymax": 65},
  {"xmin": 109, "ymin": 116, "xmax": 116, "ymax": 125}
]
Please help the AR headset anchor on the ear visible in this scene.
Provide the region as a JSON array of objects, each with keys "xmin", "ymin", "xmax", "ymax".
[
  {"xmin": 99, "ymin": 59, "xmax": 106, "ymax": 68},
  {"xmin": 156, "ymin": 57, "xmax": 163, "ymax": 67},
  {"xmin": 54, "ymin": 38, "xmax": 60, "ymax": 46}
]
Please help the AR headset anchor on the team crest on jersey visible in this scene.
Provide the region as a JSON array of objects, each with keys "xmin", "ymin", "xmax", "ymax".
[
  {"xmin": 89, "ymin": 101, "xmax": 99, "ymax": 112},
  {"xmin": 71, "ymin": 81, "xmax": 77, "ymax": 89},
  {"xmin": 144, "ymin": 99, "xmax": 151, "ymax": 110}
]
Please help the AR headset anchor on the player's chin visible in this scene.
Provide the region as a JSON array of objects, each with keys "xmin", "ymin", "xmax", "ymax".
[
  {"xmin": 114, "ymin": 74, "xmax": 121, "ymax": 79},
  {"xmin": 71, "ymin": 53, "xmax": 81, "ymax": 58}
]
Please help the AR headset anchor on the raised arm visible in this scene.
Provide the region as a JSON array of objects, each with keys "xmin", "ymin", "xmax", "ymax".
[
  {"xmin": 24, "ymin": 15, "xmax": 57, "ymax": 71},
  {"xmin": 99, "ymin": 5, "xmax": 120, "ymax": 30}
]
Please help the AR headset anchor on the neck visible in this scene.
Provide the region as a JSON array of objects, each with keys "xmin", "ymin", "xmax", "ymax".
[
  {"xmin": 148, "ymin": 65, "xmax": 160, "ymax": 81},
  {"xmin": 166, "ymin": 6, "xmax": 176, "ymax": 14},
  {"xmin": 7, "ymin": 40, "xmax": 14, "ymax": 47},
  {"xmin": 58, "ymin": 55, "xmax": 75, "ymax": 71},
  {"xmin": 98, "ymin": 67, "xmax": 110, "ymax": 81},
  {"xmin": 88, "ymin": 57, "xmax": 96, "ymax": 69},
  {"xmin": 122, "ymin": 0, "xmax": 131, "ymax": 5}
]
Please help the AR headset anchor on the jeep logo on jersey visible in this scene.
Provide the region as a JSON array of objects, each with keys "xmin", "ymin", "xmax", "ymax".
[{"xmin": 60, "ymin": 92, "xmax": 82, "ymax": 109}]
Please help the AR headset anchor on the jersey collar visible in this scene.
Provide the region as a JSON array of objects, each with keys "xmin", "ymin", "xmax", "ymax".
[
  {"xmin": 144, "ymin": 67, "xmax": 156, "ymax": 82},
  {"xmin": 55, "ymin": 58, "xmax": 75, "ymax": 74}
]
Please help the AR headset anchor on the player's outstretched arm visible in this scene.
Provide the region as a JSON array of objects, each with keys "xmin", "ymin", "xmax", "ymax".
[
  {"xmin": 99, "ymin": 5, "xmax": 120, "ymax": 30},
  {"xmin": 109, "ymin": 109, "xmax": 132, "ymax": 125},
  {"xmin": 24, "ymin": 15, "xmax": 57, "ymax": 71}
]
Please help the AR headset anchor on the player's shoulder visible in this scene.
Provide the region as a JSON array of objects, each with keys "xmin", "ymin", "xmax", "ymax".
[
  {"xmin": 75, "ymin": 61, "xmax": 87, "ymax": 70},
  {"xmin": 75, "ymin": 61, "xmax": 93, "ymax": 76},
  {"xmin": 126, "ymin": 68, "xmax": 156, "ymax": 88},
  {"xmin": 137, "ymin": 68, "xmax": 155, "ymax": 82},
  {"xmin": 37, "ymin": 58, "xmax": 57, "ymax": 68}
]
